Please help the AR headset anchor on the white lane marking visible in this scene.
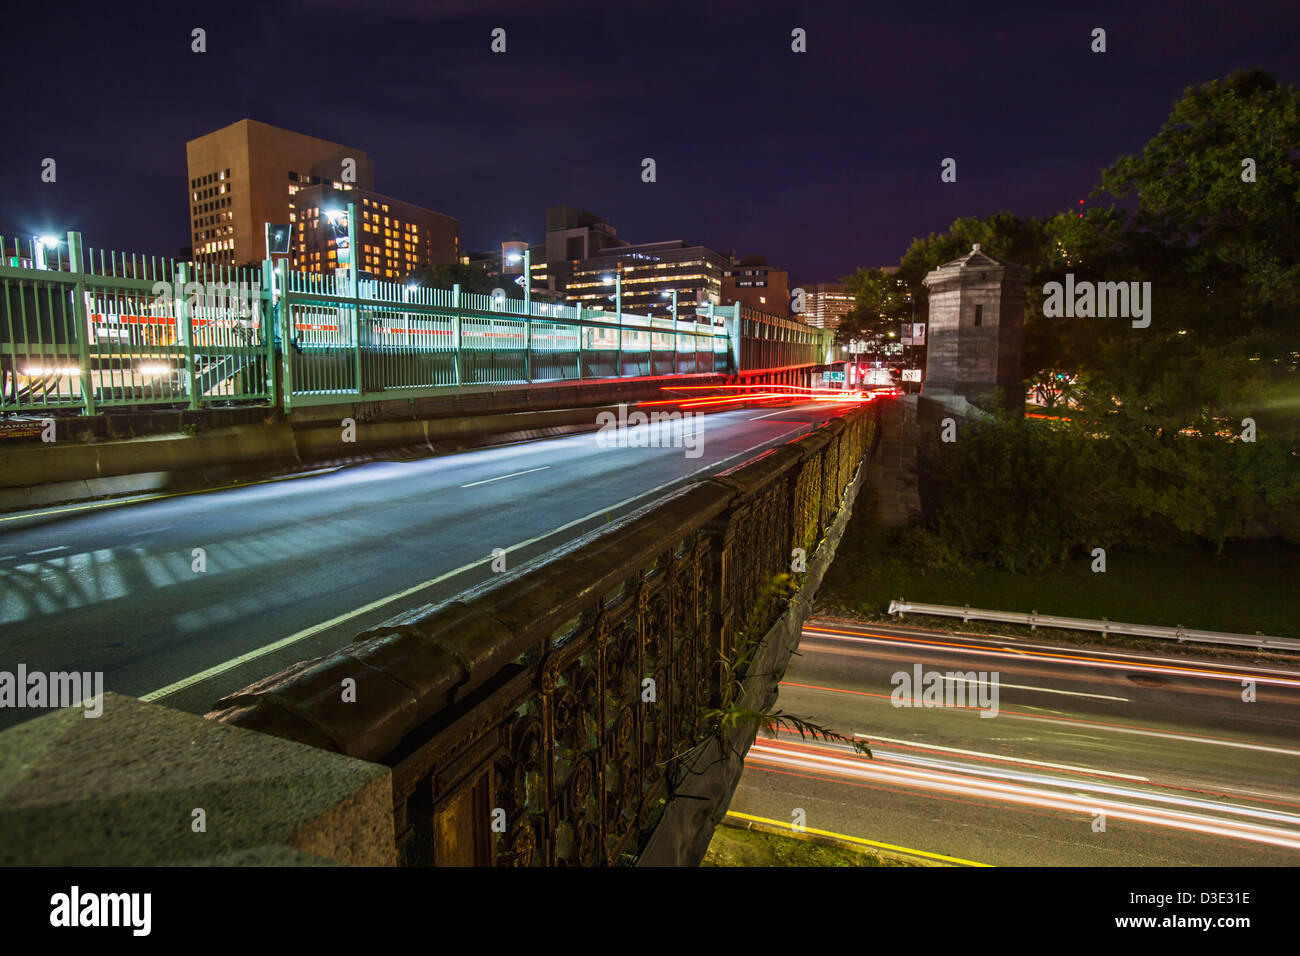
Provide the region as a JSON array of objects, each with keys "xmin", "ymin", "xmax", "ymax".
[
  {"xmin": 855, "ymin": 734, "xmax": 1149, "ymax": 781},
  {"xmin": 141, "ymin": 419, "xmax": 821, "ymax": 702},
  {"xmin": 1008, "ymin": 714, "xmax": 1300, "ymax": 759},
  {"xmin": 944, "ymin": 675, "xmax": 1129, "ymax": 702},
  {"xmin": 460, "ymin": 465, "xmax": 550, "ymax": 488},
  {"xmin": 27, "ymin": 546, "xmax": 68, "ymax": 555},
  {"xmin": 750, "ymin": 410, "xmax": 790, "ymax": 421},
  {"xmin": 800, "ymin": 626, "xmax": 1300, "ymax": 688},
  {"xmin": 808, "ymin": 618, "xmax": 1300, "ymax": 680},
  {"xmin": 750, "ymin": 741, "xmax": 1300, "ymax": 850}
]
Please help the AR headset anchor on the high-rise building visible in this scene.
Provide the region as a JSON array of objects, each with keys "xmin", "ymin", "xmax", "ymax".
[
  {"xmin": 798, "ymin": 282, "xmax": 857, "ymax": 330},
  {"xmin": 291, "ymin": 184, "xmax": 459, "ymax": 278},
  {"xmin": 543, "ymin": 205, "xmax": 627, "ymax": 264},
  {"xmin": 722, "ymin": 255, "xmax": 790, "ymax": 316},
  {"xmin": 558, "ymin": 240, "xmax": 728, "ymax": 319},
  {"xmin": 185, "ymin": 119, "xmax": 374, "ymax": 266}
]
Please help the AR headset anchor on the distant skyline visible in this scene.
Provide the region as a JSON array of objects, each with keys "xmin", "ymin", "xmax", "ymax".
[{"xmin": 2, "ymin": 0, "xmax": 1297, "ymax": 285}]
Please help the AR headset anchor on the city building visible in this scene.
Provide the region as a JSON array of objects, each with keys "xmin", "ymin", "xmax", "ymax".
[
  {"xmin": 532, "ymin": 207, "xmax": 725, "ymax": 319},
  {"xmin": 560, "ymin": 240, "xmax": 728, "ymax": 319},
  {"xmin": 291, "ymin": 184, "xmax": 459, "ymax": 278},
  {"xmin": 475, "ymin": 206, "xmax": 780, "ymax": 320},
  {"xmin": 544, "ymin": 205, "xmax": 627, "ymax": 263},
  {"xmin": 185, "ymin": 119, "xmax": 375, "ymax": 267},
  {"xmin": 798, "ymin": 282, "xmax": 857, "ymax": 330},
  {"xmin": 722, "ymin": 255, "xmax": 789, "ymax": 316}
]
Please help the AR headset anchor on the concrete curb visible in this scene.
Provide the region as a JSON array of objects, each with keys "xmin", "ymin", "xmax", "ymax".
[{"xmin": 0, "ymin": 404, "xmax": 640, "ymax": 513}]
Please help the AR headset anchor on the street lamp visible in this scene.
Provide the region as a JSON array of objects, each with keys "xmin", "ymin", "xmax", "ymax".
[
  {"xmin": 659, "ymin": 288, "xmax": 678, "ymax": 317},
  {"xmin": 322, "ymin": 204, "xmax": 357, "ymax": 293},
  {"xmin": 504, "ymin": 248, "xmax": 531, "ymax": 314},
  {"xmin": 602, "ymin": 268, "xmax": 621, "ymax": 318},
  {"xmin": 34, "ymin": 234, "xmax": 61, "ymax": 270},
  {"xmin": 603, "ymin": 265, "xmax": 625, "ymax": 375}
]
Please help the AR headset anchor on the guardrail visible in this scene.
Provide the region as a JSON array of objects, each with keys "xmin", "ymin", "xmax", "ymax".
[
  {"xmin": 1, "ymin": 232, "xmax": 736, "ymax": 415},
  {"xmin": 207, "ymin": 405, "xmax": 876, "ymax": 866},
  {"xmin": 887, "ymin": 599, "xmax": 1300, "ymax": 652}
]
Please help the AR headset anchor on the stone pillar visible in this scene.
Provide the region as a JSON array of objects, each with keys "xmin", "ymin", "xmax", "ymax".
[{"xmin": 921, "ymin": 243, "xmax": 1025, "ymax": 411}]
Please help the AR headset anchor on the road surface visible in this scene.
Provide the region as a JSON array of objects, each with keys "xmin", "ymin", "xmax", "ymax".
[
  {"xmin": 727, "ymin": 617, "xmax": 1300, "ymax": 866},
  {"xmin": 0, "ymin": 402, "xmax": 848, "ymax": 725}
]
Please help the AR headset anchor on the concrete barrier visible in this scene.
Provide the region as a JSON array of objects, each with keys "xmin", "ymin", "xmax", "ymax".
[
  {"xmin": 0, "ymin": 402, "xmax": 655, "ymax": 512},
  {"xmin": 0, "ymin": 693, "xmax": 395, "ymax": 866}
]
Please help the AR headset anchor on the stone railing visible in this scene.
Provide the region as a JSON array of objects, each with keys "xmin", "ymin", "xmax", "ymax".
[{"xmin": 207, "ymin": 405, "xmax": 876, "ymax": 865}]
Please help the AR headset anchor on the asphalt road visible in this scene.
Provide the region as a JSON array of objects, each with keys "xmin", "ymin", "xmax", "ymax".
[
  {"xmin": 0, "ymin": 401, "xmax": 847, "ymax": 726},
  {"xmin": 726, "ymin": 617, "xmax": 1300, "ymax": 866}
]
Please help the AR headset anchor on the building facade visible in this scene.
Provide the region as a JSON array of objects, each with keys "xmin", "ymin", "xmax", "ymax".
[
  {"xmin": 722, "ymin": 255, "xmax": 789, "ymax": 316},
  {"xmin": 797, "ymin": 282, "xmax": 856, "ymax": 330},
  {"xmin": 185, "ymin": 119, "xmax": 374, "ymax": 267},
  {"xmin": 558, "ymin": 240, "xmax": 729, "ymax": 319},
  {"xmin": 291, "ymin": 184, "xmax": 459, "ymax": 278}
]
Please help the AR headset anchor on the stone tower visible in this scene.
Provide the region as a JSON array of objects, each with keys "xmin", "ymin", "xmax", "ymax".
[{"xmin": 921, "ymin": 243, "xmax": 1025, "ymax": 409}]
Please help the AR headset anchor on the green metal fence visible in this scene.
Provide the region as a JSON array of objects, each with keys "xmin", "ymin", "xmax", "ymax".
[
  {"xmin": 274, "ymin": 260, "xmax": 732, "ymax": 409},
  {"xmin": 1, "ymin": 231, "xmax": 736, "ymax": 416},
  {"xmin": 1, "ymin": 233, "xmax": 271, "ymax": 413}
]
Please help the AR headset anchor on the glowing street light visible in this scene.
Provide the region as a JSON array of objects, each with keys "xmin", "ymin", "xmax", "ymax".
[
  {"xmin": 33, "ymin": 234, "xmax": 62, "ymax": 270},
  {"xmin": 504, "ymin": 248, "xmax": 531, "ymax": 313},
  {"xmin": 660, "ymin": 288, "xmax": 678, "ymax": 317}
]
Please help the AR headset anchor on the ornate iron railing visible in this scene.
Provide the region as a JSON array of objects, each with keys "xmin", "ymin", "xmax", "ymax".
[{"xmin": 207, "ymin": 405, "xmax": 875, "ymax": 865}]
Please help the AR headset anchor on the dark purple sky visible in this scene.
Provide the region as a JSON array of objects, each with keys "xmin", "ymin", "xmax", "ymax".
[{"xmin": 2, "ymin": 0, "xmax": 1296, "ymax": 285}]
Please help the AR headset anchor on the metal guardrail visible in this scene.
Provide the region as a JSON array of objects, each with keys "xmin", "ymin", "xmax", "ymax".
[
  {"xmin": 887, "ymin": 599, "xmax": 1300, "ymax": 652},
  {"xmin": 1, "ymin": 232, "xmax": 747, "ymax": 415},
  {"xmin": 3, "ymin": 232, "xmax": 835, "ymax": 416}
]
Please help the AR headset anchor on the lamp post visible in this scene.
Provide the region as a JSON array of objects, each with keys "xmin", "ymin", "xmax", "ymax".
[
  {"xmin": 604, "ymin": 265, "xmax": 623, "ymax": 376},
  {"xmin": 33, "ymin": 235, "xmax": 61, "ymax": 270},
  {"xmin": 324, "ymin": 203, "xmax": 357, "ymax": 293},
  {"xmin": 505, "ymin": 248, "xmax": 531, "ymax": 314},
  {"xmin": 325, "ymin": 203, "xmax": 359, "ymax": 391},
  {"xmin": 602, "ymin": 266, "xmax": 622, "ymax": 317}
]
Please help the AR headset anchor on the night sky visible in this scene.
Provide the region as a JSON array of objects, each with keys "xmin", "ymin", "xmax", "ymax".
[{"xmin": 2, "ymin": 0, "xmax": 1296, "ymax": 285}]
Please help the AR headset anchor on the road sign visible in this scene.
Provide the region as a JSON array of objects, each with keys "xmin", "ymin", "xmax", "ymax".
[{"xmin": 825, "ymin": 370, "xmax": 845, "ymax": 382}]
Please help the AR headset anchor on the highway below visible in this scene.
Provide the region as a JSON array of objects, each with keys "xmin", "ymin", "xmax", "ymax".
[
  {"xmin": 727, "ymin": 618, "xmax": 1300, "ymax": 866},
  {"xmin": 0, "ymin": 401, "xmax": 849, "ymax": 726}
]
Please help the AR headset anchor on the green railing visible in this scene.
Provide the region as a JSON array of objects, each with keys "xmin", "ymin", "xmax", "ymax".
[
  {"xmin": 1, "ymin": 234, "xmax": 271, "ymax": 413},
  {"xmin": 275, "ymin": 264, "xmax": 732, "ymax": 408},
  {"xmin": 1, "ymin": 232, "xmax": 737, "ymax": 415}
]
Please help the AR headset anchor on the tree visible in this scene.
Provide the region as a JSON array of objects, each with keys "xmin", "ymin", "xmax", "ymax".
[
  {"xmin": 837, "ymin": 267, "xmax": 911, "ymax": 347},
  {"xmin": 1099, "ymin": 69, "xmax": 1300, "ymax": 341},
  {"xmin": 404, "ymin": 261, "xmax": 522, "ymax": 297}
]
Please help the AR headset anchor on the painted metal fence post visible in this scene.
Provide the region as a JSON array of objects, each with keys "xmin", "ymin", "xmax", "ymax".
[
  {"xmin": 575, "ymin": 305, "xmax": 583, "ymax": 380},
  {"xmin": 66, "ymin": 231, "xmax": 95, "ymax": 416},
  {"xmin": 525, "ymin": 309, "xmax": 532, "ymax": 384},
  {"xmin": 176, "ymin": 262, "xmax": 199, "ymax": 409},
  {"xmin": 277, "ymin": 258, "xmax": 293, "ymax": 412},
  {"xmin": 262, "ymin": 258, "xmax": 276, "ymax": 403},
  {"xmin": 452, "ymin": 282, "xmax": 461, "ymax": 387}
]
